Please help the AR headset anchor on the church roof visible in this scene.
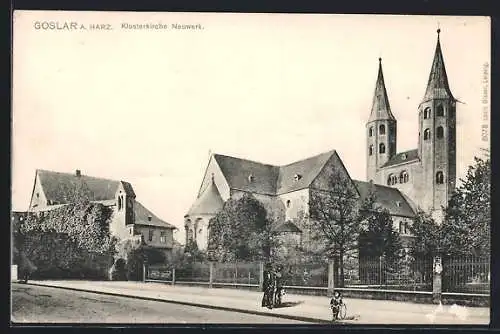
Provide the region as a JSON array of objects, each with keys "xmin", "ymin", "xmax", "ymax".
[
  {"xmin": 212, "ymin": 150, "xmax": 337, "ymax": 195},
  {"xmin": 213, "ymin": 154, "xmax": 279, "ymax": 195},
  {"xmin": 134, "ymin": 201, "xmax": 176, "ymax": 229},
  {"xmin": 36, "ymin": 169, "xmax": 135, "ymax": 204},
  {"xmin": 277, "ymin": 150, "xmax": 336, "ymax": 194},
  {"xmin": 368, "ymin": 58, "xmax": 396, "ymax": 123},
  {"xmin": 353, "ymin": 180, "xmax": 416, "ymax": 218},
  {"xmin": 421, "ymin": 29, "xmax": 455, "ymax": 104},
  {"xmin": 188, "ymin": 177, "xmax": 225, "ymax": 215},
  {"xmin": 381, "ymin": 149, "xmax": 419, "ymax": 168}
]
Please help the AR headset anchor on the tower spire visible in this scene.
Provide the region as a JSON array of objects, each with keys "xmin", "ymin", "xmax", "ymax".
[
  {"xmin": 368, "ymin": 58, "xmax": 396, "ymax": 122},
  {"xmin": 421, "ymin": 29, "xmax": 455, "ymax": 103}
]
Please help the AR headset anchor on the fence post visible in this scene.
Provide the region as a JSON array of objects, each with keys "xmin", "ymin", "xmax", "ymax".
[
  {"xmin": 209, "ymin": 262, "xmax": 214, "ymax": 288},
  {"xmin": 432, "ymin": 255, "xmax": 443, "ymax": 304},
  {"xmin": 328, "ymin": 259, "xmax": 335, "ymax": 297},
  {"xmin": 172, "ymin": 267, "xmax": 176, "ymax": 286},
  {"xmin": 142, "ymin": 260, "xmax": 147, "ymax": 282},
  {"xmin": 259, "ymin": 262, "xmax": 264, "ymax": 291}
]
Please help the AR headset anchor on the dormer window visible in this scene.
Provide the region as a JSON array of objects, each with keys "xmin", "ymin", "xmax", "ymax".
[
  {"xmin": 294, "ymin": 174, "xmax": 302, "ymax": 182},
  {"xmin": 396, "ymin": 201, "xmax": 401, "ymax": 207},
  {"xmin": 248, "ymin": 174, "xmax": 254, "ymax": 182}
]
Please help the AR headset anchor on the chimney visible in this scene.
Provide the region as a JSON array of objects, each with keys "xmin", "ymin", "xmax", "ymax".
[{"xmin": 76, "ymin": 169, "xmax": 81, "ymax": 177}]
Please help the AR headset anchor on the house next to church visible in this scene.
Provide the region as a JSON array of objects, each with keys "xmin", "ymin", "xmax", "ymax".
[
  {"xmin": 184, "ymin": 29, "xmax": 457, "ymax": 256},
  {"xmin": 27, "ymin": 169, "xmax": 177, "ymax": 259}
]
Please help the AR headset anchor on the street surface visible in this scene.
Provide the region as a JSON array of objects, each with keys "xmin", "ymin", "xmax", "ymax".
[{"xmin": 11, "ymin": 283, "xmax": 305, "ymax": 324}]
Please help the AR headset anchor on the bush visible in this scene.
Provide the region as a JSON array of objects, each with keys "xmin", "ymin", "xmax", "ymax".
[{"xmin": 126, "ymin": 246, "xmax": 167, "ymax": 281}]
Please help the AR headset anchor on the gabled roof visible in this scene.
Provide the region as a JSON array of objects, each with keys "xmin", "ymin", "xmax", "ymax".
[
  {"xmin": 421, "ymin": 30, "xmax": 455, "ymax": 104},
  {"xmin": 368, "ymin": 58, "xmax": 396, "ymax": 123},
  {"xmin": 277, "ymin": 150, "xmax": 336, "ymax": 194},
  {"xmin": 213, "ymin": 154, "xmax": 279, "ymax": 195},
  {"xmin": 188, "ymin": 177, "xmax": 225, "ymax": 216},
  {"xmin": 353, "ymin": 180, "xmax": 416, "ymax": 218},
  {"xmin": 134, "ymin": 201, "xmax": 176, "ymax": 229},
  {"xmin": 274, "ymin": 221, "xmax": 302, "ymax": 233},
  {"xmin": 212, "ymin": 150, "xmax": 337, "ymax": 196},
  {"xmin": 381, "ymin": 149, "xmax": 419, "ymax": 168},
  {"xmin": 36, "ymin": 169, "xmax": 135, "ymax": 204}
]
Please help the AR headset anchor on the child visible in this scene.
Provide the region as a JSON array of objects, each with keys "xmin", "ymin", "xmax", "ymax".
[{"xmin": 330, "ymin": 290, "xmax": 343, "ymax": 321}]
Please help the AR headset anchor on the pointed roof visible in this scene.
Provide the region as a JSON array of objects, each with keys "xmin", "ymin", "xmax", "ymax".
[
  {"xmin": 36, "ymin": 169, "xmax": 135, "ymax": 204},
  {"xmin": 421, "ymin": 29, "xmax": 455, "ymax": 103},
  {"xmin": 368, "ymin": 58, "xmax": 396, "ymax": 123},
  {"xmin": 187, "ymin": 176, "xmax": 225, "ymax": 216},
  {"xmin": 134, "ymin": 201, "xmax": 176, "ymax": 229}
]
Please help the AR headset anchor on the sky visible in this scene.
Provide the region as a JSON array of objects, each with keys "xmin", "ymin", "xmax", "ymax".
[{"xmin": 12, "ymin": 12, "xmax": 490, "ymax": 243}]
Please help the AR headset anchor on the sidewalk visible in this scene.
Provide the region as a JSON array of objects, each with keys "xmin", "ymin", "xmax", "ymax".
[{"xmin": 26, "ymin": 280, "xmax": 490, "ymax": 325}]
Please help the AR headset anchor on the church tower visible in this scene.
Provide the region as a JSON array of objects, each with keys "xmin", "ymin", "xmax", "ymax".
[
  {"xmin": 366, "ymin": 58, "xmax": 397, "ymax": 182},
  {"xmin": 417, "ymin": 29, "xmax": 457, "ymax": 220}
]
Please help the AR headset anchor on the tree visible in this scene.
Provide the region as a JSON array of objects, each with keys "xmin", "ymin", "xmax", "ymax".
[
  {"xmin": 207, "ymin": 194, "xmax": 280, "ymax": 262},
  {"xmin": 441, "ymin": 155, "xmax": 490, "ymax": 256},
  {"xmin": 408, "ymin": 210, "xmax": 441, "ymax": 258},
  {"xmin": 309, "ymin": 168, "xmax": 367, "ymax": 287},
  {"xmin": 16, "ymin": 183, "xmax": 117, "ymax": 279}
]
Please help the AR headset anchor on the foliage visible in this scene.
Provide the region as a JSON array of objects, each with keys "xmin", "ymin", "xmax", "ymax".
[
  {"xmin": 109, "ymin": 258, "xmax": 127, "ymax": 281},
  {"xmin": 409, "ymin": 155, "xmax": 490, "ymax": 258},
  {"xmin": 126, "ymin": 246, "xmax": 167, "ymax": 281},
  {"xmin": 309, "ymin": 167, "xmax": 367, "ymax": 287},
  {"xmin": 408, "ymin": 210, "xmax": 441, "ymax": 258},
  {"xmin": 15, "ymin": 196, "xmax": 117, "ymax": 279},
  {"xmin": 207, "ymin": 194, "xmax": 280, "ymax": 262},
  {"xmin": 441, "ymin": 156, "xmax": 490, "ymax": 256},
  {"xmin": 184, "ymin": 239, "xmax": 206, "ymax": 262}
]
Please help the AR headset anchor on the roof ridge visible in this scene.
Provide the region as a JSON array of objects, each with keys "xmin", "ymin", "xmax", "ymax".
[
  {"xmin": 38, "ymin": 169, "xmax": 123, "ymax": 183},
  {"xmin": 213, "ymin": 153, "xmax": 278, "ymax": 169},
  {"xmin": 278, "ymin": 149, "xmax": 336, "ymax": 168}
]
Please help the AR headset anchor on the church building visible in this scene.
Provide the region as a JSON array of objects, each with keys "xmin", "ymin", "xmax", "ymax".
[{"xmin": 184, "ymin": 29, "xmax": 457, "ymax": 254}]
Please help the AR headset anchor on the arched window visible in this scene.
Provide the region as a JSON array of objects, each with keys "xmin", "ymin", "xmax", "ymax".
[
  {"xmin": 118, "ymin": 196, "xmax": 122, "ymax": 210},
  {"xmin": 387, "ymin": 174, "xmax": 398, "ymax": 186},
  {"xmin": 424, "ymin": 128, "xmax": 431, "ymax": 140},
  {"xmin": 369, "ymin": 145, "xmax": 373, "ymax": 156},
  {"xmin": 424, "ymin": 107, "xmax": 431, "ymax": 119},
  {"xmin": 379, "ymin": 143, "xmax": 386, "ymax": 154},
  {"xmin": 436, "ymin": 126, "xmax": 444, "ymax": 139},
  {"xmin": 399, "ymin": 170, "xmax": 409, "ymax": 183},
  {"xmin": 437, "ymin": 105, "xmax": 444, "ymax": 117},
  {"xmin": 286, "ymin": 200, "xmax": 291, "ymax": 208},
  {"xmin": 379, "ymin": 124, "xmax": 386, "ymax": 135},
  {"xmin": 436, "ymin": 171, "xmax": 444, "ymax": 184},
  {"xmin": 369, "ymin": 127, "xmax": 373, "ymax": 137}
]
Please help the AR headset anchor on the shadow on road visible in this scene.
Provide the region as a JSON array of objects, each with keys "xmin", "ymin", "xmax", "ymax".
[{"xmin": 273, "ymin": 301, "xmax": 304, "ymax": 309}]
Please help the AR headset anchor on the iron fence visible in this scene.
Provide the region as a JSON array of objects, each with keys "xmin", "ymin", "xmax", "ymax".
[
  {"xmin": 354, "ymin": 255, "xmax": 433, "ymax": 291},
  {"xmin": 282, "ymin": 261, "xmax": 328, "ymax": 287},
  {"xmin": 213, "ymin": 262, "xmax": 260, "ymax": 285},
  {"xmin": 175, "ymin": 262, "xmax": 211, "ymax": 282},
  {"xmin": 442, "ymin": 255, "xmax": 490, "ymax": 294}
]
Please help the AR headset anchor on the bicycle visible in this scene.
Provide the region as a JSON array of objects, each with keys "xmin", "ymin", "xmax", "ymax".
[{"xmin": 331, "ymin": 301, "xmax": 347, "ymax": 321}]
